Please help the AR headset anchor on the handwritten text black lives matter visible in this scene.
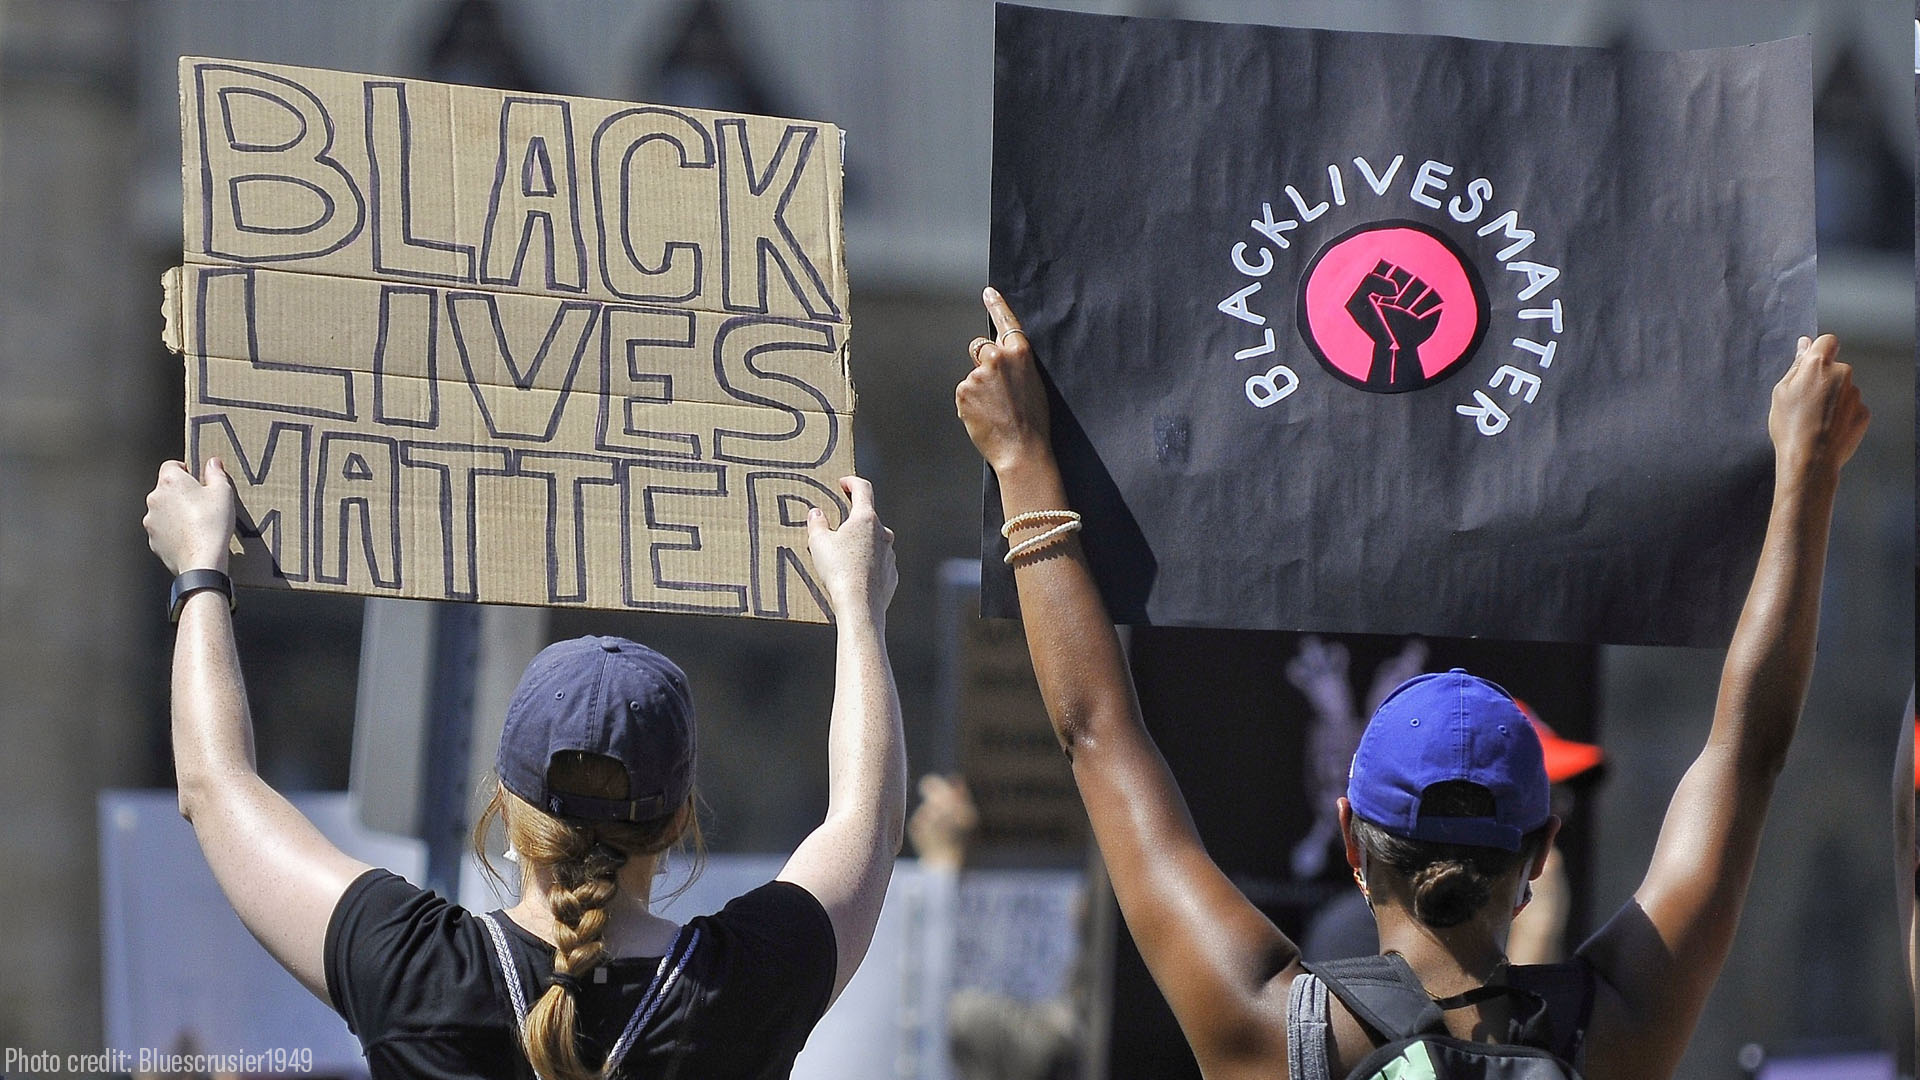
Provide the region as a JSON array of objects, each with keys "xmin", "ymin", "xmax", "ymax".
[{"xmin": 175, "ymin": 60, "xmax": 855, "ymax": 621}]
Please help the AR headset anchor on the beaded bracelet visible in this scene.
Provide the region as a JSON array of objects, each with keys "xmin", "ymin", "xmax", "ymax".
[
  {"xmin": 1001, "ymin": 509, "xmax": 1081, "ymax": 539},
  {"xmin": 1004, "ymin": 517, "xmax": 1083, "ymax": 565}
]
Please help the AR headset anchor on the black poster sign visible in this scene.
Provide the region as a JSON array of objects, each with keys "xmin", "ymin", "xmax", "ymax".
[{"xmin": 984, "ymin": 5, "xmax": 1814, "ymax": 646}]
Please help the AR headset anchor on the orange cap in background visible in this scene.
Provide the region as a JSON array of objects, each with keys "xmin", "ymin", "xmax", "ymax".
[{"xmin": 1513, "ymin": 698, "xmax": 1607, "ymax": 784}]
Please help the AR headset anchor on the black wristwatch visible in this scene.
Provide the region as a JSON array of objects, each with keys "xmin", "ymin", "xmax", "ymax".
[{"xmin": 169, "ymin": 568, "xmax": 235, "ymax": 623}]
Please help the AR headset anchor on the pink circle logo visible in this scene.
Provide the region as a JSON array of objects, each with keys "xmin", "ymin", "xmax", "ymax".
[{"xmin": 1297, "ymin": 221, "xmax": 1489, "ymax": 393}]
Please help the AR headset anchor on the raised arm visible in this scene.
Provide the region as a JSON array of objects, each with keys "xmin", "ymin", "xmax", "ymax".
[
  {"xmin": 955, "ymin": 289, "xmax": 1296, "ymax": 1074},
  {"xmin": 143, "ymin": 459, "xmax": 371, "ymax": 1001},
  {"xmin": 1578, "ymin": 335, "xmax": 1869, "ymax": 1078},
  {"xmin": 776, "ymin": 477, "xmax": 908, "ymax": 1002}
]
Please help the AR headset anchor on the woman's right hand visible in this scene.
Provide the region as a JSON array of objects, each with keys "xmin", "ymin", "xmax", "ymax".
[
  {"xmin": 806, "ymin": 475, "xmax": 897, "ymax": 617},
  {"xmin": 956, "ymin": 287, "xmax": 1054, "ymax": 475},
  {"xmin": 1769, "ymin": 334, "xmax": 1869, "ymax": 480},
  {"xmin": 144, "ymin": 457, "xmax": 237, "ymax": 576}
]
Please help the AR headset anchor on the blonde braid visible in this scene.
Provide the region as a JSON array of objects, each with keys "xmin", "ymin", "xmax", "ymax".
[
  {"xmin": 470, "ymin": 762, "xmax": 702, "ymax": 1080},
  {"xmin": 520, "ymin": 828, "xmax": 625, "ymax": 1080}
]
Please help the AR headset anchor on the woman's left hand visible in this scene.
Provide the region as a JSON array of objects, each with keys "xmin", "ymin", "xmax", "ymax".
[
  {"xmin": 144, "ymin": 458, "xmax": 237, "ymax": 575},
  {"xmin": 806, "ymin": 475, "xmax": 898, "ymax": 617}
]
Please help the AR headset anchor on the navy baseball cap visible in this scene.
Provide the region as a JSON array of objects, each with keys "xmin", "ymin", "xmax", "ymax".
[
  {"xmin": 497, "ymin": 636, "xmax": 696, "ymax": 823},
  {"xmin": 1346, "ymin": 669, "xmax": 1549, "ymax": 851}
]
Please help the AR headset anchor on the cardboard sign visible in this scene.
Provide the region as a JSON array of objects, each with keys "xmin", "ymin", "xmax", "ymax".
[
  {"xmin": 984, "ymin": 8, "xmax": 1814, "ymax": 647},
  {"xmin": 164, "ymin": 58, "xmax": 853, "ymax": 620}
]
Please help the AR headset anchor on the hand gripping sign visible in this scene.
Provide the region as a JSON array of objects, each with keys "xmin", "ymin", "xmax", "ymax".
[{"xmin": 162, "ymin": 59, "xmax": 855, "ymax": 621}]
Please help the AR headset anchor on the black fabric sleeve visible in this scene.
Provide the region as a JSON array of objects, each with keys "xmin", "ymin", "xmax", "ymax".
[
  {"xmin": 324, "ymin": 867, "xmax": 490, "ymax": 1039},
  {"xmin": 699, "ymin": 880, "xmax": 840, "ymax": 1057},
  {"xmin": 325, "ymin": 867, "xmax": 400, "ymax": 1029},
  {"xmin": 1509, "ymin": 957, "xmax": 1597, "ymax": 1064}
]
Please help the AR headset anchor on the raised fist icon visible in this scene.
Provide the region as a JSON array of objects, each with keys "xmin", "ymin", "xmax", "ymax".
[{"xmin": 1345, "ymin": 260, "xmax": 1444, "ymax": 390}]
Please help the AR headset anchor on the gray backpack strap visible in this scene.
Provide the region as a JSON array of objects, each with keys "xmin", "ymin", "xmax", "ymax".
[
  {"xmin": 1304, "ymin": 954, "xmax": 1447, "ymax": 1042},
  {"xmin": 478, "ymin": 911, "xmax": 531, "ymax": 1042},
  {"xmin": 602, "ymin": 924, "xmax": 702, "ymax": 1074},
  {"xmin": 479, "ymin": 912, "xmax": 702, "ymax": 1079},
  {"xmin": 1286, "ymin": 972, "xmax": 1337, "ymax": 1080}
]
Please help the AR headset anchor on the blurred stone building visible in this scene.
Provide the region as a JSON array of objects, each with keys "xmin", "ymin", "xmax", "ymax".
[{"xmin": 0, "ymin": 1, "xmax": 1909, "ymax": 1074}]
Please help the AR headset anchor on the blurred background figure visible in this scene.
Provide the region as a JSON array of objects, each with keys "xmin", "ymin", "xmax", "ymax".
[
  {"xmin": 947, "ymin": 991, "xmax": 1078, "ymax": 1080},
  {"xmin": 910, "ymin": 773, "xmax": 980, "ymax": 875},
  {"xmin": 1283, "ymin": 636, "xmax": 1427, "ymax": 880},
  {"xmin": 911, "ymin": 774, "xmax": 1082, "ymax": 1080}
]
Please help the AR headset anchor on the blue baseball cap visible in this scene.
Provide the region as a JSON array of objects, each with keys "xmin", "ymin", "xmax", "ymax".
[
  {"xmin": 1346, "ymin": 669, "xmax": 1549, "ymax": 851},
  {"xmin": 497, "ymin": 636, "xmax": 696, "ymax": 822}
]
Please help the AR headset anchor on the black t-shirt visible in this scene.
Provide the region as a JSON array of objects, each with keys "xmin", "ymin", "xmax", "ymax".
[{"xmin": 325, "ymin": 869, "xmax": 837, "ymax": 1079}]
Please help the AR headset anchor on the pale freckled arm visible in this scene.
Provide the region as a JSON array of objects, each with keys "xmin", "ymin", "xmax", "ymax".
[{"xmin": 147, "ymin": 457, "xmax": 370, "ymax": 1002}]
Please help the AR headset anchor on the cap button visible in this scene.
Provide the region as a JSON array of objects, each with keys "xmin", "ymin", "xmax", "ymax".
[
  {"xmin": 1448, "ymin": 667, "xmax": 1466, "ymax": 674},
  {"xmin": 599, "ymin": 639, "xmax": 620, "ymax": 653}
]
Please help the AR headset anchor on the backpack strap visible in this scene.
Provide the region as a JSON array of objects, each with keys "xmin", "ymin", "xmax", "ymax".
[
  {"xmin": 478, "ymin": 911, "xmax": 532, "ymax": 1043},
  {"xmin": 1301, "ymin": 954, "xmax": 1447, "ymax": 1042},
  {"xmin": 602, "ymin": 925, "xmax": 702, "ymax": 1073},
  {"xmin": 1305, "ymin": 954, "xmax": 1592, "ymax": 1058},
  {"xmin": 477, "ymin": 911, "xmax": 700, "ymax": 1076},
  {"xmin": 1285, "ymin": 973, "xmax": 1338, "ymax": 1080}
]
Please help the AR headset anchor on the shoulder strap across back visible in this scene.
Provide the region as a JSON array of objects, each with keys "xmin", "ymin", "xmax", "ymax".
[
  {"xmin": 1303, "ymin": 954, "xmax": 1593, "ymax": 1061},
  {"xmin": 1302, "ymin": 954, "xmax": 1447, "ymax": 1042},
  {"xmin": 477, "ymin": 911, "xmax": 703, "ymax": 1075}
]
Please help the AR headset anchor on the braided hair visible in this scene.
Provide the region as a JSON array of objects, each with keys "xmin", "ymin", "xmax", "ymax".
[{"xmin": 473, "ymin": 752, "xmax": 702, "ymax": 1080}]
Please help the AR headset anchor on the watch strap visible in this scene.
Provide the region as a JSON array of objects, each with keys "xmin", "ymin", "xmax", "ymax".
[{"xmin": 169, "ymin": 568, "xmax": 234, "ymax": 623}]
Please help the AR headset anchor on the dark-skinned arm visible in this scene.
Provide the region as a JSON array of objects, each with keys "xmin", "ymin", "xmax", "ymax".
[
  {"xmin": 1577, "ymin": 335, "xmax": 1869, "ymax": 1080},
  {"xmin": 955, "ymin": 289, "xmax": 1298, "ymax": 1076}
]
